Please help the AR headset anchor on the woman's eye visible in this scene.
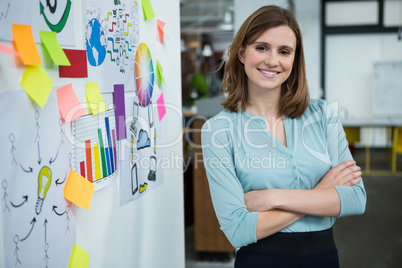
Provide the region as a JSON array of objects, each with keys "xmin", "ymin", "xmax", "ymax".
[
  {"xmin": 256, "ymin": 46, "xmax": 267, "ymax": 51},
  {"xmin": 279, "ymin": 50, "xmax": 290, "ymax": 55}
]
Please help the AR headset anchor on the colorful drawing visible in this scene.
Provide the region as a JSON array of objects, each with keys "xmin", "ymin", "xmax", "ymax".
[
  {"xmin": 85, "ymin": 18, "xmax": 107, "ymax": 67},
  {"xmin": 135, "ymin": 43, "xmax": 154, "ymax": 107},
  {"xmin": 72, "ymin": 110, "xmax": 118, "ymax": 191},
  {"xmin": 84, "ymin": 0, "xmax": 139, "ymax": 92},
  {"xmin": 0, "ymin": 1, "xmax": 75, "ymax": 45},
  {"xmin": 40, "ymin": 0, "xmax": 72, "ymax": 33},
  {"xmin": 119, "ymin": 94, "xmax": 163, "ymax": 206},
  {"xmin": 0, "ymin": 89, "xmax": 75, "ymax": 267}
]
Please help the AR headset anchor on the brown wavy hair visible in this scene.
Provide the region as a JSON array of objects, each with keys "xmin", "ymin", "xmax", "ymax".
[{"xmin": 220, "ymin": 5, "xmax": 309, "ymax": 118}]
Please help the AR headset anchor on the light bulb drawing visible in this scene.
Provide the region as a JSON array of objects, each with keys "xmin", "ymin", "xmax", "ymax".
[{"xmin": 35, "ymin": 166, "xmax": 52, "ymax": 215}]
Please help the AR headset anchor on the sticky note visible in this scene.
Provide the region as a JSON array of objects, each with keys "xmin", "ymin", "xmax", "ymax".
[
  {"xmin": 142, "ymin": 0, "xmax": 155, "ymax": 21},
  {"xmin": 0, "ymin": 43, "xmax": 19, "ymax": 56},
  {"xmin": 156, "ymin": 19, "xmax": 168, "ymax": 43},
  {"xmin": 156, "ymin": 61, "xmax": 166, "ymax": 88},
  {"xmin": 39, "ymin": 31, "xmax": 70, "ymax": 66},
  {"xmin": 64, "ymin": 168, "xmax": 95, "ymax": 210},
  {"xmin": 59, "ymin": 49, "xmax": 88, "ymax": 78},
  {"xmin": 20, "ymin": 66, "xmax": 53, "ymax": 108},
  {"xmin": 12, "ymin": 24, "xmax": 41, "ymax": 65},
  {"xmin": 68, "ymin": 243, "xmax": 89, "ymax": 268},
  {"xmin": 56, "ymin": 84, "xmax": 88, "ymax": 122},
  {"xmin": 156, "ymin": 93, "xmax": 166, "ymax": 121},
  {"xmin": 113, "ymin": 84, "xmax": 127, "ymax": 140},
  {"xmin": 85, "ymin": 82, "xmax": 106, "ymax": 115}
]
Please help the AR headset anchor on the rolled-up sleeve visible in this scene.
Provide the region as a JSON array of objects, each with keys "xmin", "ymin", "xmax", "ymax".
[
  {"xmin": 201, "ymin": 119, "xmax": 258, "ymax": 248},
  {"xmin": 323, "ymin": 101, "xmax": 367, "ymax": 217}
]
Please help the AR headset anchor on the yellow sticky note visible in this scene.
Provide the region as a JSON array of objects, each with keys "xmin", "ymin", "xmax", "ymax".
[
  {"xmin": 85, "ymin": 82, "xmax": 106, "ymax": 115},
  {"xmin": 64, "ymin": 168, "xmax": 95, "ymax": 210},
  {"xmin": 40, "ymin": 31, "xmax": 71, "ymax": 66},
  {"xmin": 68, "ymin": 243, "xmax": 89, "ymax": 268},
  {"xmin": 142, "ymin": 0, "xmax": 155, "ymax": 21},
  {"xmin": 156, "ymin": 61, "xmax": 166, "ymax": 88},
  {"xmin": 12, "ymin": 24, "xmax": 41, "ymax": 65},
  {"xmin": 20, "ymin": 66, "xmax": 53, "ymax": 108}
]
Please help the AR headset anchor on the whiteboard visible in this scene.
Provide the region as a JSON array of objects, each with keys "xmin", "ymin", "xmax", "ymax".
[{"xmin": 373, "ymin": 61, "xmax": 402, "ymax": 118}]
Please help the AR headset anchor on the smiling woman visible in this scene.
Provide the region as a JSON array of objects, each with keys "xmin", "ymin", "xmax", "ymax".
[{"xmin": 201, "ymin": 5, "xmax": 366, "ymax": 268}]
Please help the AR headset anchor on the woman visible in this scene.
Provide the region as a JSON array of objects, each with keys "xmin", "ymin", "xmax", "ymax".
[{"xmin": 201, "ymin": 5, "xmax": 366, "ymax": 267}]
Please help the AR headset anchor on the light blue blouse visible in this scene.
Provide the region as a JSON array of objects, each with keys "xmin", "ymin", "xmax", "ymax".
[{"xmin": 201, "ymin": 99, "xmax": 366, "ymax": 248}]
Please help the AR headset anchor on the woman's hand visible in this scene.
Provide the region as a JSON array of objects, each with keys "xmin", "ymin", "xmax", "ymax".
[
  {"xmin": 315, "ymin": 160, "xmax": 362, "ymax": 190},
  {"xmin": 244, "ymin": 189, "xmax": 274, "ymax": 212}
]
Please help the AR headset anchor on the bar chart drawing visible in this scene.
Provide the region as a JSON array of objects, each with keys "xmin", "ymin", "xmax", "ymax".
[{"xmin": 72, "ymin": 110, "xmax": 118, "ymax": 190}]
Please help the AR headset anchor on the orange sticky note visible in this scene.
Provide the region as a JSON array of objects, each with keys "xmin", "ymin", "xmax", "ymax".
[
  {"xmin": 56, "ymin": 84, "xmax": 88, "ymax": 122},
  {"xmin": 12, "ymin": 24, "xmax": 41, "ymax": 65},
  {"xmin": 20, "ymin": 66, "xmax": 53, "ymax": 108},
  {"xmin": 0, "ymin": 43, "xmax": 19, "ymax": 56},
  {"xmin": 64, "ymin": 168, "xmax": 95, "ymax": 210}
]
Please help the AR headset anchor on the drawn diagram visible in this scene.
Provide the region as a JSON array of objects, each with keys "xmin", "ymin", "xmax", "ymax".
[
  {"xmin": 84, "ymin": 0, "xmax": 140, "ymax": 92},
  {"xmin": 39, "ymin": 0, "xmax": 72, "ymax": 33},
  {"xmin": 0, "ymin": 89, "xmax": 75, "ymax": 268},
  {"xmin": 0, "ymin": 1, "xmax": 75, "ymax": 45},
  {"xmin": 0, "ymin": 2, "xmax": 10, "ymax": 22},
  {"xmin": 119, "ymin": 91, "xmax": 163, "ymax": 207},
  {"xmin": 71, "ymin": 110, "xmax": 118, "ymax": 191}
]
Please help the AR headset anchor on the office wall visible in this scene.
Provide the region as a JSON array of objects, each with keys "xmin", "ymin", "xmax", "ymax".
[{"xmin": 0, "ymin": 0, "xmax": 185, "ymax": 267}]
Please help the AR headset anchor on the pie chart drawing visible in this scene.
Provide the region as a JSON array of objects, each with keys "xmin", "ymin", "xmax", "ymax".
[{"xmin": 135, "ymin": 43, "xmax": 154, "ymax": 107}]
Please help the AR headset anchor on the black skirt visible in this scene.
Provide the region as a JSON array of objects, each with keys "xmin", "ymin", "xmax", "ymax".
[{"xmin": 235, "ymin": 228, "xmax": 339, "ymax": 268}]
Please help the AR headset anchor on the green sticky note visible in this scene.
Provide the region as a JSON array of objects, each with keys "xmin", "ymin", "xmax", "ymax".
[
  {"xmin": 20, "ymin": 66, "xmax": 53, "ymax": 108},
  {"xmin": 39, "ymin": 31, "xmax": 71, "ymax": 66},
  {"xmin": 68, "ymin": 243, "xmax": 89, "ymax": 268},
  {"xmin": 156, "ymin": 61, "xmax": 166, "ymax": 88},
  {"xmin": 85, "ymin": 81, "xmax": 106, "ymax": 115},
  {"xmin": 142, "ymin": 0, "xmax": 155, "ymax": 21}
]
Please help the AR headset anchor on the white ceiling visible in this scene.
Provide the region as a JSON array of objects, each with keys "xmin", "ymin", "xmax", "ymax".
[{"xmin": 180, "ymin": 0, "xmax": 234, "ymax": 34}]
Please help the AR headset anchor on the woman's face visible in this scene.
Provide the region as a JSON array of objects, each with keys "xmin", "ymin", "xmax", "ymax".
[{"xmin": 238, "ymin": 25, "xmax": 296, "ymax": 94}]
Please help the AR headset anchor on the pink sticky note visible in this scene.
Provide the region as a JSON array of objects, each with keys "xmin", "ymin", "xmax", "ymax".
[
  {"xmin": 0, "ymin": 43, "xmax": 19, "ymax": 56},
  {"xmin": 156, "ymin": 19, "xmax": 169, "ymax": 44},
  {"xmin": 56, "ymin": 84, "xmax": 88, "ymax": 122},
  {"xmin": 157, "ymin": 19, "xmax": 165, "ymax": 43},
  {"xmin": 156, "ymin": 93, "xmax": 166, "ymax": 121}
]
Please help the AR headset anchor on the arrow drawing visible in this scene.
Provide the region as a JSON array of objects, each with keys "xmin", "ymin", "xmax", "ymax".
[
  {"xmin": 49, "ymin": 148, "xmax": 59, "ymax": 165},
  {"xmin": 37, "ymin": 141, "xmax": 42, "ymax": 165},
  {"xmin": 55, "ymin": 174, "xmax": 67, "ymax": 186},
  {"xmin": 20, "ymin": 164, "xmax": 33, "ymax": 173},
  {"xmin": 52, "ymin": 206, "xmax": 66, "ymax": 216},
  {"xmin": 20, "ymin": 218, "xmax": 36, "ymax": 242},
  {"xmin": 44, "ymin": 219, "xmax": 48, "ymax": 242},
  {"xmin": 10, "ymin": 195, "xmax": 28, "ymax": 208}
]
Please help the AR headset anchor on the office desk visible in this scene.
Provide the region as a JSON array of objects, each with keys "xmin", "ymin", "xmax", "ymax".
[{"xmin": 342, "ymin": 117, "xmax": 402, "ymax": 176}]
